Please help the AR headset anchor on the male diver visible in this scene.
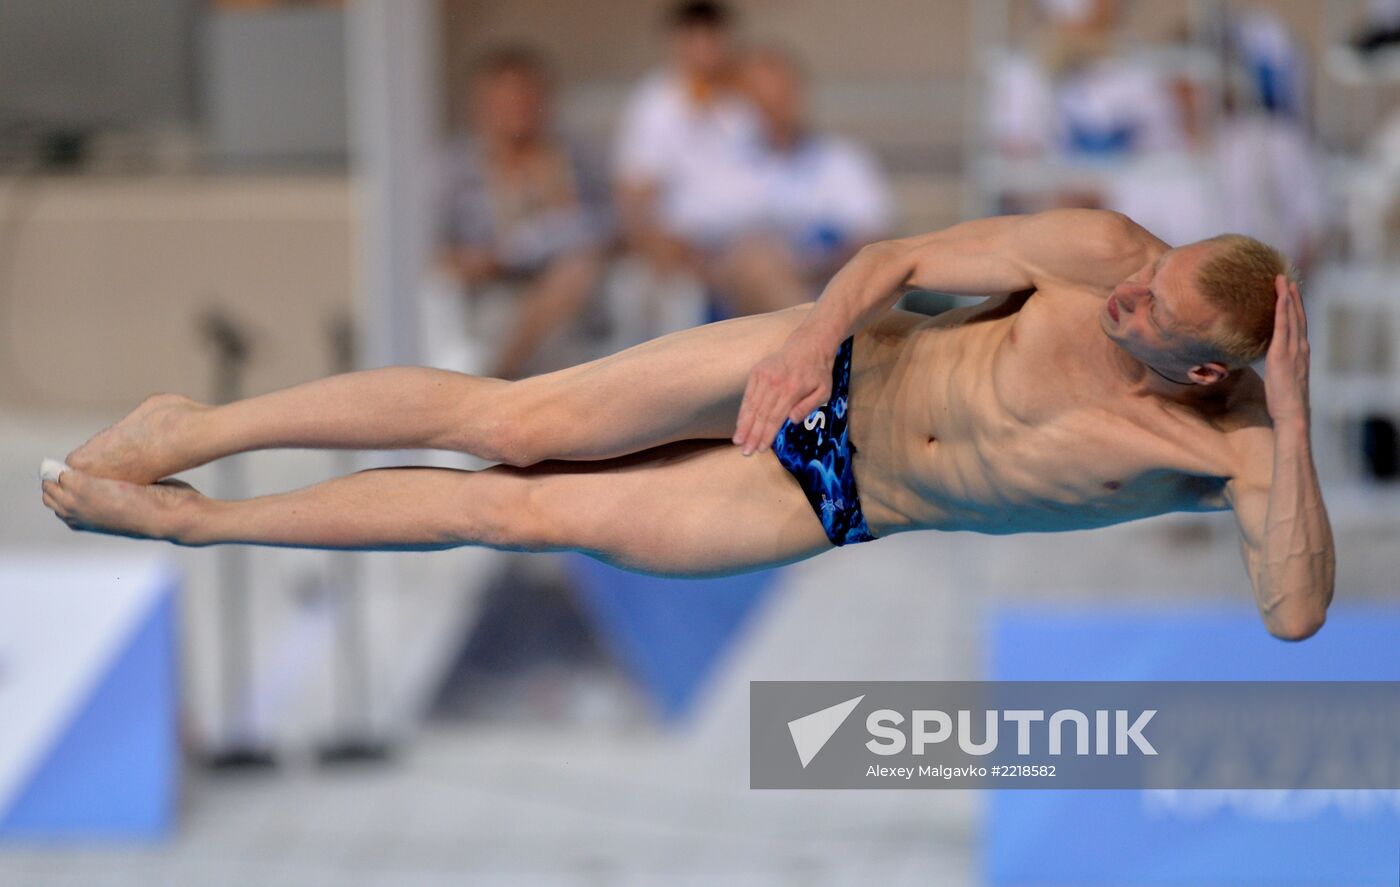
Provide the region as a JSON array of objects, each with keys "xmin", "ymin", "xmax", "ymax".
[{"xmin": 41, "ymin": 209, "xmax": 1334, "ymax": 640}]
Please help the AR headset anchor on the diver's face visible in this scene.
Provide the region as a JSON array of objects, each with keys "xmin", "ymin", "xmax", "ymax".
[{"xmin": 1099, "ymin": 243, "xmax": 1223, "ymax": 378}]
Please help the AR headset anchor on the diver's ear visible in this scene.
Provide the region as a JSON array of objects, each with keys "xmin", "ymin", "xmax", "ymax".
[{"xmin": 1186, "ymin": 362, "xmax": 1229, "ymax": 385}]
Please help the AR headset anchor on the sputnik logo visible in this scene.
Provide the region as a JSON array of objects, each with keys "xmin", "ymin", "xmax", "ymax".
[{"xmin": 787, "ymin": 695, "xmax": 864, "ymax": 767}]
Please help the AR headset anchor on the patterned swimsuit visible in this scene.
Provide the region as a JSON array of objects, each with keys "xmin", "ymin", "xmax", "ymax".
[{"xmin": 770, "ymin": 336, "xmax": 878, "ymax": 546}]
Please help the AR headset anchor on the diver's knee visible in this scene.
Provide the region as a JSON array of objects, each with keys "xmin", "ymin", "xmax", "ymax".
[
  {"xmin": 473, "ymin": 392, "xmax": 555, "ymax": 467},
  {"xmin": 478, "ymin": 418, "xmax": 543, "ymax": 468},
  {"xmin": 483, "ymin": 474, "xmax": 569, "ymax": 551}
]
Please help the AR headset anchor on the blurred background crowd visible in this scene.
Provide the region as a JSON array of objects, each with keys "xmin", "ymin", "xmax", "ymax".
[
  {"xmin": 434, "ymin": 0, "xmax": 893, "ymax": 380},
  {"xmin": 2, "ymin": 1, "xmax": 1399, "ymax": 885}
]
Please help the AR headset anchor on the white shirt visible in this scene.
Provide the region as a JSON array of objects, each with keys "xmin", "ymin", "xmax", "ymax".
[
  {"xmin": 1212, "ymin": 115, "xmax": 1329, "ymax": 259},
  {"xmin": 987, "ymin": 52, "xmax": 1185, "ymax": 157},
  {"xmin": 742, "ymin": 133, "xmax": 892, "ymax": 256},
  {"xmin": 614, "ymin": 70, "xmax": 762, "ymax": 246}
]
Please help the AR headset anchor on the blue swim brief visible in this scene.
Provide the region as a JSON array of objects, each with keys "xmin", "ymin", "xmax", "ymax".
[{"xmin": 770, "ymin": 336, "xmax": 878, "ymax": 546}]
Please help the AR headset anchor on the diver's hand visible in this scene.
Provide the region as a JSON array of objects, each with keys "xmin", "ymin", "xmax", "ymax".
[
  {"xmin": 733, "ymin": 332, "xmax": 835, "ymax": 456},
  {"xmin": 1264, "ymin": 274, "xmax": 1310, "ymax": 432}
]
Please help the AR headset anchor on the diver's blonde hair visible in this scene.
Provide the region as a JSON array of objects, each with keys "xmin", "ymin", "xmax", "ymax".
[{"xmin": 1194, "ymin": 234, "xmax": 1293, "ymax": 366}]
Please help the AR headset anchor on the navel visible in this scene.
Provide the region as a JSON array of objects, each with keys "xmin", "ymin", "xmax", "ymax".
[{"xmin": 1103, "ymin": 480, "xmax": 1122, "ymax": 491}]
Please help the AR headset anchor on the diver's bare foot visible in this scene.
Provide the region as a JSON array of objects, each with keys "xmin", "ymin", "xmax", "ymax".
[
  {"xmin": 41, "ymin": 466, "xmax": 205, "ymax": 544},
  {"xmin": 66, "ymin": 393, "xmax": 209, "ymax": 484}
]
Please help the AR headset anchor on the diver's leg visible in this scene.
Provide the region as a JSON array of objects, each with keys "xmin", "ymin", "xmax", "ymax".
[
  {"xmin": 67, "ymin": 305, "xmax": 813, "ymax": 484},
  {"xmin": 43, "ymin": 441, "xmax": 832, "ymax": 576}
]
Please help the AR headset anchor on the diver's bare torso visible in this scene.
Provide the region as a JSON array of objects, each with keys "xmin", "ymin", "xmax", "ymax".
[{"xmin": 843, "ymin": 283, "xmax": 1270, "ymax": 537}]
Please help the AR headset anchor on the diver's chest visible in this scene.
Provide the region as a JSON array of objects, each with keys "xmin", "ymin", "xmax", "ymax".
[
  {"xmin": 985, "ymin": 308, "xmax": 1113, "ymax": 423},
  {"xmin": 985, "ymin": 409, "xmax": 1166, "ymax": 489},
  {"xmin": 935, "ymin": 423, "xmax": 1206, "ymax": 530},
  {"xmin": 956, "ymin": 395, "xmax": 1223, "ymax": 518}
]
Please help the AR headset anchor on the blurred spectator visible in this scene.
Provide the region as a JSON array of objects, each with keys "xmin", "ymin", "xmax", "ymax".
[
  {"xmin": 1231, "ymin": 4, "xmax": 1308, "ymax": 121},
  {"xmin": 984, "ymin": 0, "xmax": 1195, "ymax": 237},
  {"xmin": 707, "ymin": 47, "xmax": 892, "ymax": 313},
  {"xmin": 614, "ymin": 4, "xmax": 890, "ymax": 317},
  {"xmin": 987, "ymin": 0, "xmax": 1186, "ymax": 163},
  {"xmin": 439, "ymin": 47, "xmax": 611, "ymax": 380},
  {"xmin": 1209, "ymin": 7, "xmax": 1329, "ymax": 271},
  {"xmin": 984, "ymin": 0, "xmax": 1329, "ymax": 262},
  {"xmin": 1353, "ymin": 0, "xmax": 1400, "ymax": 55},
  {"xmin": 613, "ymin": 1, "xmax": 758, "ymax": 278}
]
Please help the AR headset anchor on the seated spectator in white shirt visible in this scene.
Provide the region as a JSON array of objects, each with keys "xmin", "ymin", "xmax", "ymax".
[
  {"xmin": 709, "ymin": 47, "xmax": 893, "ymax": 315},
  {"xmin": 439, "ymin": 47, "xmax": 612, "ymax": 379},
  {"xmin": 985, "ymin": 0, "xmax": 1188, "ymax": 192},
  {"xmin": 613, "ymin": 1, "xmax": 761, "ymax": 279}
]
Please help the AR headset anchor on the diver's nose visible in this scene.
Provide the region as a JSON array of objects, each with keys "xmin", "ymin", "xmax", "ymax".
[{"xmin": 1119, "ymin": 285, "xmax": 1146, "ymax": 312}]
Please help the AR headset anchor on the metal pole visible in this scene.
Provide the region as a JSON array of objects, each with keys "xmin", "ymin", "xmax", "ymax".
[
  {"xmin": 346, "ymin": 0, "xmax": 439, "ymax": 371},
  {"xmin": 337, "ymin": 0, "xmax": 440, "ymax": 754},
  {"xmin": 319, "ymin": 315, "xmax": 391, "ymax": 764},
  {"xmin": 201, "ymin": 308, "xmax": 277, "ymax": 770}
]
